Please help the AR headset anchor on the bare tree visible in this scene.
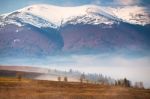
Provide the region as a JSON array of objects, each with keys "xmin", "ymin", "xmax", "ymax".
[
  {"xmin": 80, "ymin": 73, "xmax": 85, "ymax": 83},
  {"xmin": 64, "ymin": 76, "xmax": 68, "ymax": 82},
  {"xmin": 16, "ymin": 72, "xmax": 22, "ymax": 81},
  {"xmin": 134, "ymin": 82, "xmax": 144, "ymax": 89},
  {"xmin": 58, "ymin": 76, "xmax": 61, "ymax": 82}
]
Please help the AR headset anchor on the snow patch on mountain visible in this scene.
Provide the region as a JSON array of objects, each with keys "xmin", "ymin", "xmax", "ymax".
[
  {"xmin": 0, "ymin": 4, "xmax": 149, "ymax": 29},
  {"xmin": 108, "ymin": 6, "xmax": 150, "ymax": 25},
  {"xmin": 0, "ymin": 11, "xmax": 57, "ymax": 28}
]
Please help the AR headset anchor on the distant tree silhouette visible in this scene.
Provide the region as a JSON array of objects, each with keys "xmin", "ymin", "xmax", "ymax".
[
  {"xmin": 16, "ymin": 72, "xmax": 22, "ymax": 81},
  {"xmin": 64, "ymin": 76, "xmax": 68, "ymax": 82},
  {"xmin": 123, "ymin": 78, "xmax": 131, "ymax": 87},
  {"xmin": 134, "ymin": 82, "xmax": 144, "ymax": 89},
  {"xmin": 115, "ymin": 78, "xmax": 131, "ymax": 87},
  {"xmin": 86, "ymin": 79, "xmax": 89, "ymax": 83},
  {"xmin": 58, "ymin": 76, "xmax": 61, "ymax": 82},
  {"xmin": 69, "ymin": 69, "xmax": 73, "ymax": 73},
  {"xmin": 80, "ymin": 73, "xmax": 85, "ymax": 83},
  {"xmin": 118, "ymin": 80, "xmax": 121, "ymax": 86}
]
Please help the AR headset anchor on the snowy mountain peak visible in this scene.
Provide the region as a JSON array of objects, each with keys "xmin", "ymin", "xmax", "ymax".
[
  {"xmin": 0, "ymin": 4, "xmax": 150, "ymax": 28},
  {"xmin": 19, "ymin": 4, "xmax": 104, "ymax": 26}
]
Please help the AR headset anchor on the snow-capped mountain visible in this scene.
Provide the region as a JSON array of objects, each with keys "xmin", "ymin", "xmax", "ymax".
[
  {"xmin": 0, "ymin": 4, "xmax": 150, "ymax": 28},
  {"xmin": 0, "ymin": 4, "xmax": 150, "ymax": 57}
]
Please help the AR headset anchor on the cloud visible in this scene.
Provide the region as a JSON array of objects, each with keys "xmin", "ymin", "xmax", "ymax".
[
  {"xmin": 90, "ymin": 0, "xmax": 140, "ymax": 6},
  {"xmin": 115, "ymin": 0, "xmax": 140, "ymax": 5}
]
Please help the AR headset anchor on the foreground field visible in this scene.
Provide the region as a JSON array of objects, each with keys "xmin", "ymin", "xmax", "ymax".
[{"xmin": 0, "ymin": 77, "xmax": 150, "ymax": 99}]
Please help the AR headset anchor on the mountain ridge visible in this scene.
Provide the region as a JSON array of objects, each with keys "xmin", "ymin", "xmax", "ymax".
[{"xmin": 0, "ymin": 4, "xmax": 150, "ymax": 29}]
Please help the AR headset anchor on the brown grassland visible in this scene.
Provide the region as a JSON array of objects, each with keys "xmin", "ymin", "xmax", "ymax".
[{"xmin": 0, "ymin": 77, "xmax": 150, "ymax": 99}]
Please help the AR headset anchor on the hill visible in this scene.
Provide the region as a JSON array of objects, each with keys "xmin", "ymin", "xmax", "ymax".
[{"xmin": 0, "ymin": 65, "xmax": 115, "ymax": 84}]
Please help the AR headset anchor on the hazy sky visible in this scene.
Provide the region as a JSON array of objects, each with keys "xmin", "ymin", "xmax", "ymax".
[{"xmin": 0, "ymin": 0, "xmax": 149, "ymax": 14}]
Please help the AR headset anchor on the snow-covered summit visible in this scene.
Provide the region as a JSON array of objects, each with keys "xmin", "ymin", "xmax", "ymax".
[
  {"xmin": 0, "ymin": 4, "xmax": 150, "ymax": 28},
  {"xmin": 17, "ymin": 4, "xmax": 119, "ymax": 26},
  {"xmin": 20, "ymin": 4, "xmax": 92, "ymax": 25}
]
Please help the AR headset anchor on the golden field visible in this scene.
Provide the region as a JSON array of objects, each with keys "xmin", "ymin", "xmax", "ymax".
[{"xmin": 0, "ymin": 77, "xmax": 150, "ymax": 99}]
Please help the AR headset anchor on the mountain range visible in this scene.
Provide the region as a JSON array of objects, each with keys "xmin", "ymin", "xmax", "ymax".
[{"xmin": 0, "ymin": 4, "xmax": 150, "ymax": 57}]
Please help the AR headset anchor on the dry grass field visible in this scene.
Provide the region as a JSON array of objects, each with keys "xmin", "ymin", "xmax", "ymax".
[{"xmin": 0, "ymin": 77, "xmax": 150, "ymax": 99}]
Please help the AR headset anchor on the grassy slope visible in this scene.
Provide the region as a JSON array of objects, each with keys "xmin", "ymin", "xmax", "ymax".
[{"xmin": 0, "ymin": 77, "xmax": 150, "ymax": 99}]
